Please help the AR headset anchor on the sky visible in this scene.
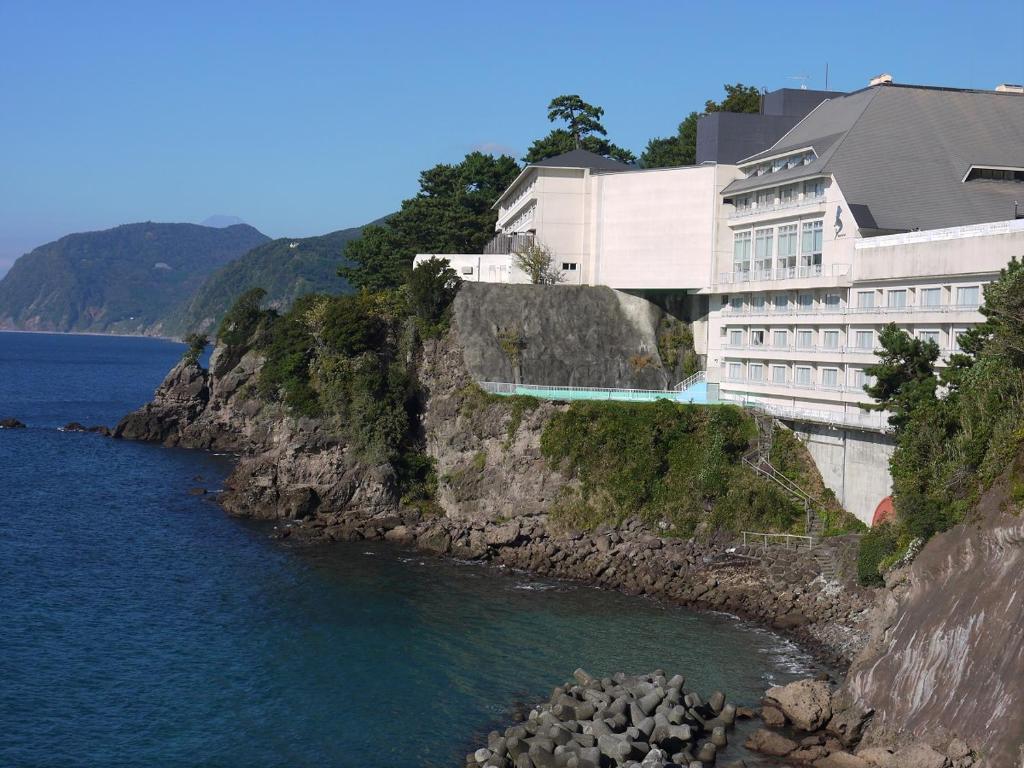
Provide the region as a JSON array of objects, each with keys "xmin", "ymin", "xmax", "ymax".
[{"xmin": 1, "ymin": 0, "xmax": 1022, "ymax": 276}]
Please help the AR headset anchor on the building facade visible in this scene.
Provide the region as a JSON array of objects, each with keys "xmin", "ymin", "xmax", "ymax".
[{"xmin": 418, "ymin": 80, "xmax": 1024, "ymax": 524}]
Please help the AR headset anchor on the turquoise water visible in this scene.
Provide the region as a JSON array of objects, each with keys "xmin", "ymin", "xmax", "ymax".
[{"xmin": 0, "ymin": 332, "xmax": 809, "ymax": 767}]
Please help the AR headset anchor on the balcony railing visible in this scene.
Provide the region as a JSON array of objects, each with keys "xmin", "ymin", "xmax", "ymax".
[
  {"xmin": 722, "ymin": 301, "xmax": 982, "ymax": 316},
  {"xmin": 728, "ymin": 194, "xmax": 826, "ymax": 220},
  {"xmin": 719, "ymin": 263, "xmax": 850, "ymax": 285},
  {"xmin": 722, "ymin": 342, "xmax": 882, "ymax": 355},
  {"xmin": 719, "ymin": 393, "xmax": 891, "ymax": 432},
  {"xmin": 722, "ymin": 376, "xmax": 870, "ymax": 396},
  {"xmin": 483, "ymin": 233, "xmax": 535, "ymax": 255}
]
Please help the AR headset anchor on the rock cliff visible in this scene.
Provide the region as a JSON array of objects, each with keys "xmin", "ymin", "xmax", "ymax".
[{"xmin": 835, "ymin": 458, "xmax": 1024, "ymax": 765}]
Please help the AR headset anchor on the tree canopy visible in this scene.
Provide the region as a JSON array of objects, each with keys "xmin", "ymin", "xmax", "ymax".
[
  {"xmin": 340, "ymin": 152, "xmax": 520, "ymax": 292},
  {"xmin": 862, "ymin": 323, "xmax": 940, "ymax": 433},
  {"xmin": 640, "ymin": 83, "xmax": 762, "ymax": 169},
  {"xmin": 524, "ymin": 95, "xmax": 635, "ymax": 164}
]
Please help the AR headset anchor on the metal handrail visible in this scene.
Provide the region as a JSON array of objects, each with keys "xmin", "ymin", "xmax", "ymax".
[
  {"xmin": 742, "ymin": 531, "xmax": 815, "ymax": 551},
  {"xmin": 673, "ymin": 370, "xmax": 706, "ymax": 392},
  {"xmin": 478, "ymin": 381, "xmax": 701, "ymax": 400}
]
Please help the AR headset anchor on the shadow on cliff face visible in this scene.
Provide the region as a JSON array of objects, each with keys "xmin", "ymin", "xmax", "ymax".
[{"xmin": 844, "ymin": 451, "xmax": 1024, "ymax": 763}]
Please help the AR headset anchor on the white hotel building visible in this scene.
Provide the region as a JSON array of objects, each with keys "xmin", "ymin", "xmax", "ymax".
[{"xmin": 418, "ymin": 80, "xmax": 1024, "ymax": 523}]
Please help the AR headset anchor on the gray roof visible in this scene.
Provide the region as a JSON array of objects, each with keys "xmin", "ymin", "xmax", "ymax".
[
  {"xmin": 722, "ymin": 85, "xmax": 1024, "ymax": 232},
  {"xmin": 531, "ymin": 148, "xmax": 633, "ymax": 172}
]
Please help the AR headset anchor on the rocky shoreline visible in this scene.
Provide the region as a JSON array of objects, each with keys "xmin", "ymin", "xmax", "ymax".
[{"xmin": 272, "ymin": 509, "xmax": 871, "ymax": 669}]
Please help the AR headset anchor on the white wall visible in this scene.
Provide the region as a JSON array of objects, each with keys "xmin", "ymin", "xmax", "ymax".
[{"xmin": 590, "ymin": 166, "xmax": 725, "ymax": 290}]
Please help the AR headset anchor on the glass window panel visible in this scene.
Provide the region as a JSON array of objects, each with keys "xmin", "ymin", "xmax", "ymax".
[
  {"xmin": 729, "ymin": 330, "xmax": 743, "ymax": 345},
  {"xmin": 920, "ymin": 288, "xmax": 941, "ymax": 307},
  {"xmin": 822, "ymin": 368, "xmax": 838, "ymax": 388},
  {"xmin": 733, "ymin": 232, "xmax": 752, "ymax": 273},
  {"xmin": 749, "ymin": 363, "xmax": 763, "ymax": 382},
  {"xmin": 728, "ymin": 362, "xmax": 743, "ymax": 380},
  {"xmin": 772, "ymin": 366, "xmax": 787, "ymax": 384},
  {"xmin": 795, "ymin": 366, "xmax": 812, "ymax": 385},
  {"xmin": 750, "ymin": 330, "xmax": 765, "ymax": 346},
  {"xmin": 855, "ymin": 330, "xmax": 873, "ymax": 349},
  {"xmin": 797, "ymin": 330, "xmax": 814, "ymax": 348},
  {"xmin": 956, "ymin": 286, "xmax": 980, "ymax": 306},
  {"xmin": 857, "ymin": 291, "xmax": 875, "ymax": 309},
  {"xmin": 888, "ymin": 290, "xmax": 907, "ymax": 308},
  {"xmin": 772, "ymin": 330, "xmax": 788, "ymax": 347},
  {"xmin": 773, "ymin": 294, "xmax": 788, "ymax": 311},
  {"xmin": 823, "ymin": 330, "xmax": 840, "ymax": 349}
]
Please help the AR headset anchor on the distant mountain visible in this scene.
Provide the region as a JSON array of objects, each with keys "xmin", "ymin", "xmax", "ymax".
[
  {"xmin": 200, "ymin": 215, "xmax": 247, "ymax": 228},
  {"xmin": 165, "ymin": 225, "xmax": 367, "ymax": 337},
  {"xmin": 0, "ymin": 222, "xmax": 270, "ymax": 336}
]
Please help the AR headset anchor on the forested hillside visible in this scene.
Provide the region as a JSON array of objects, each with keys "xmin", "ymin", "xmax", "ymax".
[{"xmin": 0, "ymin": 222, "xmax": 269, "ymax": 335}]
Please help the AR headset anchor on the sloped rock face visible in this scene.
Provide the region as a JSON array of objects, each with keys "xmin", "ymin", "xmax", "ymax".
[
  {"xmin": 115, "ymin": 347, "xmax": 395, "ymax": 523},
  {"xmin": 452, "ymin": 282, "xmax": 672, "ymax": 389},
  {"xmin": 418, "ymin": 328, "xmax": 570, "ymax": 525},
  {"xmin": 842, "ymin": 465, "xmax": 1024, "ymax": 764},
  {"xmin": 764, "ymin": 679, "xmax": 832, "ymax": 731}
]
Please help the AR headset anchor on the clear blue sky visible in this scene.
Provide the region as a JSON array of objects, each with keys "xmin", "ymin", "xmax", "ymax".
[{"xmin": 1, "ymin": 0, "xmax": 1022, "ymax": 274}]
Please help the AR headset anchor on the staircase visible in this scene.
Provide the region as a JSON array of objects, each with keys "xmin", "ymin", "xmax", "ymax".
[
  {"xmin": 741, "ymin": 409, "xmax": 827, "ymax": 547},
  {"xmin": 812, "ymin": 548, "xmax": 839, "ymax": 582}
]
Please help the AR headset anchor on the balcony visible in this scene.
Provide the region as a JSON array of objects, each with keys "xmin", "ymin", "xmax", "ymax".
[
  {"xmin": 718, "ymin": 263, "xmax": 850, "ymax": 286},
  {"xmin": 719, "ymin": 393, "xmax": 891, "ymax": 433},
  {"xmin": 483, "ymin": 233, "xmax": 534, "ymax": 255},
  {"xmin": 722, "ymin": 300, "xmax": 982, "ymax": 318},
  {"xmin": 728, "ymin": 193, "xmax": 826, "ymax": 221}
]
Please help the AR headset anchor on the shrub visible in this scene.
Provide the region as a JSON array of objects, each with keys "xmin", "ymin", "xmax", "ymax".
[
  {"xmin": 181, "ymin": 332, "xmax": 208, "ymax": 365},
  {"xmin": 857, "ymin": 523, "xmax": 900, "ymax": 586},
  {"xmin": 218, "ymin": 287, "xmax": 270, "ymax": 347},
  {"xmin": 408, "ymin": 257, "xmax": 462, "ymax": 330}
]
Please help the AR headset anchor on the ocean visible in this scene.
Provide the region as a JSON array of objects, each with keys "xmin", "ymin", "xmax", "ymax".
[{"xmin": 0, "ymin": 331, "xmax": 814, "ymax": 767}]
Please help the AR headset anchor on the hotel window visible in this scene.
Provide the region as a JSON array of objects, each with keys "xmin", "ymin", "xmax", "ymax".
[
  {"xmin": 850, "ymin": 368, "xmax": 867, "ymax": 389},
  {"xmin": 749, "ymin": 363, "xmax": 764, "ymax": 382},
  {"xmin": 952, "ymin": 328, "xmax": 968, "ymax": 352},
  {"xmin": 920, "ymin": 287, "xmax": 942, "ymax": 307},
  {"xmin": 823, "ymin": 330, "xmax": 840, "ymax": 349},
  {"xmin": 780, "ymin": 184, "xmax": 798, "ymax": 203},
  {"xmin": 800, "ymin": 220, "xmax": 823, "ymax": 269},
  {"xmin": 825, "ymin": 293, "xmax": 841, "ymax": 309},
  {"xmin": 755, "ymin": 189, "xmax": 773, "ymax": 208},
  {"xmin": 794, "ymin": 366, "xmax": 812, "ymax": 386},
  {"xmin": 821, "ymin": 368, "xmax": 839, "ymax": 389},
  {"xmin": 751, "ymin": 295, "xmax": 766, "ymax": 312},
  {"xmin": 773, "ymin": 293, "xmax": 788, "ymax": 312},
  {"xmin": 887, "ymin": 289, "xmax": 907, "ymax": 308},
  {"xmin": 728, "ymin": 362, "xmax": 744, "ymax": 380},
  {"xmin": 956, "ymin": 286, "xmax": 980, "ymax": 306},
  {"xmin": 856, "ymin": 290, "xmax": 875, "ymax": 309},
  {"xmin": 754, "ymin": 229, "xmax": 774, "ymax": 275},
  {"xmin": 733, "ymin": 232, "xmax": 752, "ymax": 274},
  {"xmin": 918, "ymin": 330, "xmax": 941, "ymax": 347},
  {"xmin": 803, "ymin": 152, "xmax": 815, "ymax": 165},
  {"xmin": 797, "ymin": 293, "xmax": 814, "ymax": 311},
  {"xmin": 776, "ymin": 224, "xmax": 798, "ymax": 272},
  {"xmin": 750, "ymin": 330, "xmax": 765, "ymax": 346},
  {"xmin": 562, "ymin": 262, "xmax": 577, "ymax": 271},
  {"xmin": 729, "ymin": 329, "xmax": 744, "ymax": 346},
  {"xmin": 796, "ymin": 329, "xmax": 814, "ymax": 349},
  {"xmin": 855, "ymin": 330, "xmax": 874, "ymax": 350},
  {"xmin": 803, "ymin": 179, "xmax": 825, "ymax": 198},
  {"xmin": 729, "ymin": 295, "xmax": 744, "ymax": 311},
  {"xmin": 772, "ymin": 329, "xmax": 789, "ymax": 348},
  {"xmin": 771, "ymin": 365, "xmax": 788, "ymax": 384},
  {"xmin": 735, "ymin": 195, "xmax": 751, "ymax": 212},
  {"xmin": 772, "ymin": 157, "xmax": 787, "ymax": 173}
]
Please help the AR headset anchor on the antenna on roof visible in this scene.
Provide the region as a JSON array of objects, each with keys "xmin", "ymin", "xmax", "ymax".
[
  {"xmin": 825, "ymin": 63, "xmax": 829, "ymax": 90},
  {"xmin": 788, "ymin": 74, "xmax": 810, "ymax": 90}
]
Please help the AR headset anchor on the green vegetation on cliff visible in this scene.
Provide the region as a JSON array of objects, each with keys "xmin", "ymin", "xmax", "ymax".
[
  {"xmin": 859, "ymin": 258, "xmax": 1024, "ymax": 584},
  {"xmin": 0, "ymin": 222, "xmax": 269, "ymax": 335},
  {"xmin": 541, "ymin": 400, "xmax": 798, "ymax": 537},
  {"xmin": 217, "ymin": 259, "xmax": 462, "ymax": 501}
]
